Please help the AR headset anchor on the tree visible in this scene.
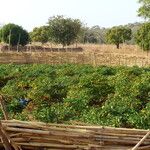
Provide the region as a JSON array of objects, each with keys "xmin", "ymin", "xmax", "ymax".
[
  {"xmin": 135, "ymin": 22, "xmax": 150, "ymax": 51},
  {"xmin": 124, "ymin": 22, "xmax": 142, "ymax": 45},
  {"xmin": 83, "ymin": 26, "xmax": 107, "ymax": 44},
  {"xmin": 138, "ymin": 0, "xmax": 150, "ymax": 19},
  {"xmin": 106, "ymin": 26, "xmax": 132, "ymax": 49},
  {"xmin": 30, "ymin": 26, "xmax": 49, "ymax": 44},
  {"xmin": 0, "ymin": 23, "xmax": 29, "ymax": 46},
  {"xmin": 48, "ymin": 16, "xmax": 82, "ymax": 47},
  {"xmin": 83, "ymin": 27, "xmax": 98, "ymax": 43}
]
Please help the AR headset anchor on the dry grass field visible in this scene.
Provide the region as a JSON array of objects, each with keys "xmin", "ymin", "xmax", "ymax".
[
  {"xmin": 81, "ymin": 44, "xmax": 149, "ymax": 56},
  {"xmin": 0, "ymin": 44, "xmax": 150, "ymax": 67}
]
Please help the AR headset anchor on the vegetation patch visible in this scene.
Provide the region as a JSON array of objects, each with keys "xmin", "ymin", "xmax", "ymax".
[{"xmin": 0, "ymin": 64, "xmax": 150, "ymax": 129}]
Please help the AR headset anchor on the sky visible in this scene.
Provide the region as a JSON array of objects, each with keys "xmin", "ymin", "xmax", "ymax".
[{"xmin": 0, "ymin": 0, "xmax": 143, "ymax": 31}]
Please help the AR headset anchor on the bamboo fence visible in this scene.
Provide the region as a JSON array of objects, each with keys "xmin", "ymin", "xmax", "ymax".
[{"xmin": 0, "ymin": 120, "xmax": 149, "ymax": 150}]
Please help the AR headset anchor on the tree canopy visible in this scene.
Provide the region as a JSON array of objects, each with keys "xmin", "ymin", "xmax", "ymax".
[
  {"xmin": 30, "ymin": 26, "xmax": 49, "ymax": 44},
  {"xmin": 138, "ymin": 0, "xmax": 150, "ymax": 19},
  {"xmin": 135, "ymin": 22, "xmax": 150, "ymax": 50},
  {"xmin": 0, "ymin": 23, "xmax": 29, "ymax": 46},
  {"xmin": 106, "ymin": 26, "xmax": 132, "ymax": 48},
  {"xmin": 48, "ymin": 16, "xmax": 82, "ymax": 47}
]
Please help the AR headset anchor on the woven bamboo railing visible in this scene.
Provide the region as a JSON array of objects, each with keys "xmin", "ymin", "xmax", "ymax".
[{"xmin": 0, "ymin": 120, "xmax": 149, "ymax": 150}]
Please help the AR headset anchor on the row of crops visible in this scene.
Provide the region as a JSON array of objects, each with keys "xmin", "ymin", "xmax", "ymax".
[{"xmin": 0, "ymin": 64, "xmax": 150, "ymax": 129}]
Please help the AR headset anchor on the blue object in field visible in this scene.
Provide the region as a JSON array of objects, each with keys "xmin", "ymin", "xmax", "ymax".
[{"xmin": 19, "ymin": 98, "xmax": 31, "ymax": 108}]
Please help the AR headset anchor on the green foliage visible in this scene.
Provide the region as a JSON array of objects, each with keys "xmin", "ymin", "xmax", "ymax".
[
  {"xmin": 33, "ymin": 103, "xmax": 76, "ymax": 123},
  {"xmin": 28, "ymin": 76, "xmax": 69, "ymax": 105},
  {"xmin": 106, "ymin": 26, "xmax": 132, "ymax": 48},
  {"xmin": 78, "ymin": 23, "xmax": 141, "ymax": 45},
  {"xmin": 13, "ymin": 112, "xmax": 29, "ymax": 121},
  {"xmin": 0, "ymin": 64, "xmax": 150, "ymax": 129},
  {"xmin": 30, "ymin": 26, "xmax": 49, "ymax": 44},
  {"xmin": 135, "ymin": 22, "xmax": 150, "ymax": 50},
  {"xmin": 67, "ymin": 73, "xmax": 113, "ymax": 106},
  {"xmin": 7, "ymin": 98, "xmax": 24, "ymax": 114},
  {"xmin": 138, "ymin": 0, "xmax": 150, "ymax": 19},
  {"xmin": 0, "ymin": 23, "xmax": 29, "ymax": 46},
  {"xmin": 48, "ymin": 16, "xmax": 82, "ymax": 47}
]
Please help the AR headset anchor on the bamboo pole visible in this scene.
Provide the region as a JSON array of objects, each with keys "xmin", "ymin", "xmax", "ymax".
[
  {"xmin": 131, "ymin": 131, "xmax": 150, "ymax": 150},
  {"xmin": 0, "ymin": 96, "xmax": 21, "ymax": 150},
  {"xmin": 0, "ymin": 95, "xmax": 9, "ymax": 120},
  {"xmin": 138, "ymin": 145, "xmax": 150, "ymax": 150},
  {"xmin": 17, "ymin": 34, "xmax": 21, "ymax": 52},
  {"xmin": 9, "ymin": 29, "xmax": 11, "ymax": 51},
  {"xmin": 0, "ymin": 119, "xmax": 150, "ymax": 150},
  {"xmin": 1, "ymin": 120, "xmax": 149, "ymax": 134},
  {"xmin": 0, "ymin": 123, "xmax": 12, "ymax": 150}
]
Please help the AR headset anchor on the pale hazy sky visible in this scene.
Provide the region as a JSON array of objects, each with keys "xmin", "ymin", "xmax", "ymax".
[{"xmin": 0, "ymin": 0, "xmax": 143, "ymax": 31}]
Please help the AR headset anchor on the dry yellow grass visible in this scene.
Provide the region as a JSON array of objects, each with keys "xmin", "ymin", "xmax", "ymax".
[
  {"xmin": 0, "ymin": 44, "xmax": 150, "ymax": 67},
  {"xmin": 80, "ymin": 44, "xmax": 149, "ymax": 57}
]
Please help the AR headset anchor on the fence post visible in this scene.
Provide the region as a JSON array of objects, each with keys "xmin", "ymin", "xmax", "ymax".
[
  {"xmin": 0, "ymin": 95, "xmax": 9, "ymax": 120},
  {"xmin": 0, "ymin": 122, "xmax": 13, "ymax": 150},
  {"xmin": 93, "ymin": 52, "xmax": 96, "ymax": 67},
  {"xmin": 109, "ymin": 53, "xmax": 111, "ymax": 66}
]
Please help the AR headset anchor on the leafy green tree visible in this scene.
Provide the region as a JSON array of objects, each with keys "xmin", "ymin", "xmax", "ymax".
[
  {"xmin": 30, "ymin": 26, "xmax": 49, "ymax": 44},
  {"xmin": 135, "ymin": 22, "xmax": 150, "ymax": 50},
  {"xmin": 106, "ymin": 26, "xmax": 132, "ymax": 49},
  {"xmin": 0, "ymin": 23, "xmax": 29, "ymax": 46},
  {"xmin": 138, "ymin": 0, "xmax": 150, "ymax": 19},
  {"xmin": 48, "ymin": 16, "xmax": 82, "ymax": 47}
]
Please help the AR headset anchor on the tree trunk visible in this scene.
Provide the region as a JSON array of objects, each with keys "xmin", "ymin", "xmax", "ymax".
[{"xmin": 116, "ymin": 43, "xmax": 120, "ymax": 49}]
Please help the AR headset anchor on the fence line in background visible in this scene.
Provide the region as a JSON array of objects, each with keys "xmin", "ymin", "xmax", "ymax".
[{"xmin": 0, "ymin": 52, "xmax": 150, "ymax": 67}]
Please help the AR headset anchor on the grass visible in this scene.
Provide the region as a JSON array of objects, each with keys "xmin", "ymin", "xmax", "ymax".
[{"xmin": 0, "ymin": 43, "xmax": 150, "ymax": 67}]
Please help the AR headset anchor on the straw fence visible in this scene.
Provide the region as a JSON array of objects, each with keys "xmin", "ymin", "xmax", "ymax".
[{"xmin": 0, "ymin": 51, "xmax": 150, "ymax": 67}]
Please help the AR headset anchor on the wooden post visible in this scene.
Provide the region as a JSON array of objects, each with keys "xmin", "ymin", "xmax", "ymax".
[
  {"xmin": 131, "ymin": 131, "xmax": 150, "ymax": 150},
  {"xmin": 9, "ymin": 29, "xmax": 11, "ymax": 51},
  {"xmin": 0, "ymin": 95, "xmax": 9, "ymax": 120},
  {"xmin": 93, "ymin": 52, "xmax": 96, "ymax": 67},
  {"xmin": 118, "ymin": 55, "xmax": 121, "ymax": 66},
  {"xmin": 17, "ymin": 34, "xmax": 21, "ymax": 52},
  {"xmin": 0, "ymin": 122, "xmax": 13, "ymax": 150},
  {"xmin": 30, "ymin": 42, "xmax": 32, "ymax": 52},
  {"xmin": 0, "ymin": 121, "xmax": 21, "ymax": 150},
  {"xmin": 0, "ymin": 95, "xmax": 21, "ymax": 150}
]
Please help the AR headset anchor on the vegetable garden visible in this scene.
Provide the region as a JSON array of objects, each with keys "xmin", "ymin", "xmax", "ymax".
[{"xmin": 0, "ymin": 64, "xmax": 150, "ymax": 129}]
